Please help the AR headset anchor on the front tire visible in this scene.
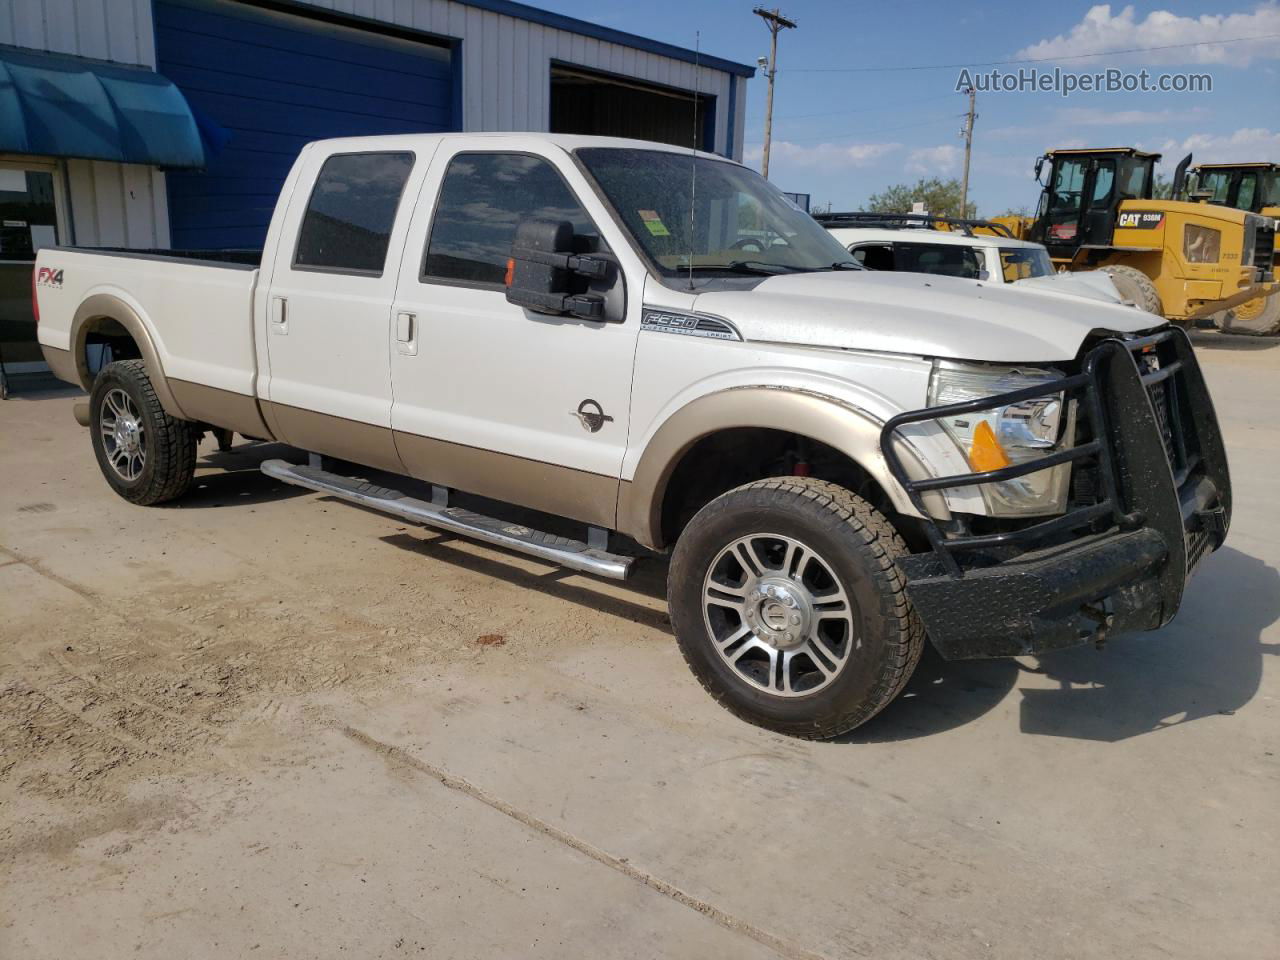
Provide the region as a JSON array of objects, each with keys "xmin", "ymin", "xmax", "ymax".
[
  {"xmin": 90, "ymin": 359, "xmax": 198, "ymax": 505},
  {"xmin": 1220, "ymin": 292, "xmax": 1280, "ymax": 337},
  {"xmin": 667, "ymin": 478, "xmax": 924, "ymax": 739}
]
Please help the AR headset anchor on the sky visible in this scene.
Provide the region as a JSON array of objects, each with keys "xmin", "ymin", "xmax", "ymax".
[{"xmin": 531, "ymin": 0, "xmax": 1280, "ymax": 215}]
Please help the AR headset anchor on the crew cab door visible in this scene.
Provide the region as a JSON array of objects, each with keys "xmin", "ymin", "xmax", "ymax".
[
  {"xmin": 261, "ymin": 148, "xmax": 424, "ymax": 471},
  {"xmin": 387, "ymin": 140, "xmax": 639, "ymax": 529}
]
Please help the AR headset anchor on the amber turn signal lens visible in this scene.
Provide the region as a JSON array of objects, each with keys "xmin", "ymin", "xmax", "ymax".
[
  {"xmin": 504, "ymin": 258, "xmax": 515, "ymax": 287},
  {"xmin": 969, "ymin": 420, "xmax": 1011, "ymax": 472}
]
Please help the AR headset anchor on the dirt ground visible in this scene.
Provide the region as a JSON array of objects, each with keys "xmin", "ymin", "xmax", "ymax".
[{"xmin": 2, "ymin": 332, "xmax": 1278, "ymax": 959}]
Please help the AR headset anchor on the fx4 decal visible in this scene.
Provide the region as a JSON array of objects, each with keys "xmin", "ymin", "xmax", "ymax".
[
  {"xmin": 1117, "ymin": 212, "xmax": 1165, "ymax": 230},
  {"xmin": 35, "ymin": 266, "xmax": 64, "ymax": 288}
]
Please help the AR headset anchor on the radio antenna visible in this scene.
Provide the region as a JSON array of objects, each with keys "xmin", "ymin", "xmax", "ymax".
[{"xmin": 687, "ymin": 31, "xmax": 700, "ymax": 291}]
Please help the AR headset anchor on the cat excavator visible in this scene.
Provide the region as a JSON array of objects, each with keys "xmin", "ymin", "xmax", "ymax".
[
  {"xmin": 992, "ymin": 147, "xmax": 1278, "ymax": 335},
  {"xmin": 1182, "ymin": 161, "xmax": 1280, "ymax": 335}
]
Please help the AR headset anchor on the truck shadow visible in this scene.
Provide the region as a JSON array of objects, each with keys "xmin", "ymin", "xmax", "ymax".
[
  {"xmin": 1013, "ymin": 546, "xmax": 1277, "ymax": 742},
  {"xmin": 379, "ymin": 530, "xmax": 674, "ymax": 635},
  {"xmin": 1189, "ymin": 330, "xmax": 1280, "ymax": 352},
  {"xmin": 847, "ymin": 545, "xmax": 1276, "ymax": 744},
  {"xmin": 170, "ymin": 440, "xmax": 307, "ymax": 509}
]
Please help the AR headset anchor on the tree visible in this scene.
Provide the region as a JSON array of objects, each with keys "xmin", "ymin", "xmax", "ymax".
[
  {"xmin": 995, "ymin": 205, "xmax": 1031, "ymax": 218},
  {"xmin": 1152, "ymin": 174, "xmax": 1174, "ymax": 199},
  {"xmin": 865, "ymin": 177, "xmax": 977, "ymax": 218}
]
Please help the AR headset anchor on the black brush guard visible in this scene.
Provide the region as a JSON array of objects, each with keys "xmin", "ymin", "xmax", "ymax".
[{"xmin": 880, "ymin": 328, "xmax": 1231, "ymax": 659}]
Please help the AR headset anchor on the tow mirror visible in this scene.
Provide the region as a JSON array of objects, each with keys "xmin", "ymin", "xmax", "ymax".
[{"xmin": 505, "ymin": 218, "xmax": 611, "ymax": 320}]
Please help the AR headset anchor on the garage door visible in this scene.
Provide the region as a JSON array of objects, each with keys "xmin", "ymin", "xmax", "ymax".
[{"xmin": 156, "ymin": 0, "xmax": 454, "ymax": 249}]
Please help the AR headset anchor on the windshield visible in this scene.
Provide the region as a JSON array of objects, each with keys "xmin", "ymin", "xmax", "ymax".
[
  {"xmin": 575, "ymin": 148, "xmax": 855, "ymax": 280},
  {"xmin": 998, "ymin": 246, "xmax": 1055, "ymax": 281},
  {"xmin": 1260, "ymin": 172, "xmax": 1280, "ymax": 207}
]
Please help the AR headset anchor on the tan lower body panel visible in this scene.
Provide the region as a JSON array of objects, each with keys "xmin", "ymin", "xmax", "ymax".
[
  {"xmin": 260, "ymin": 401, "xmax": 405, "ymax": 475},
  {"xmin": 40, "ymin": 345, "xmax": 78, "ymax": 386},
  {"xmin": 394, "ymin": 432, "xmax": 619, "ymax": 530},
  {"xmin": 170, "ymin": 379, "xmax": 275, "ymax": 440}
]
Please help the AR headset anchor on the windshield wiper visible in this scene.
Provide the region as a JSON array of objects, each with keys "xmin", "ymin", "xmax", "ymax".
[
  {"xmin": 683, "ymin": 260, "xmax": 814, "ymax": 276},
  {"xmin": 830, "ymin": 261, "xmax": 863, "ymax": 270}
]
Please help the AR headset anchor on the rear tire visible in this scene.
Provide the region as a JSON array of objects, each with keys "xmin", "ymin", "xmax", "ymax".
[
  {"xmin": 1104, "ymin": 264, "xmax": 1163, "ymax": 317},
  {"xmin": 1220, "ymin": 293, "xmax": 1280, "ymax": 337},
  {"xmin": 667, "ymin": 477, "xmax": 924, "ymax": 740},
  {"xmin": 90, "ymin": 359, "xmax": 198, "ymax": 505}
]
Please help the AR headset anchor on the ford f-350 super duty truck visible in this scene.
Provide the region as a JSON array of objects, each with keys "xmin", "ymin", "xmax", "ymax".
[{"xmin": 35, "ymin": 133, "xmax": 1231, "ymax": 739}]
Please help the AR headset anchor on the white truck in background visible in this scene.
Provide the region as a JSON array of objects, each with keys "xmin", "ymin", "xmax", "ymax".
[
  {"xmin": 816, "ymin": 212, "xmax": 1130, "ymax": 306},
  {"xmin": 35, "ymin": 133, "xmax": 1231, "ymax": 738}
]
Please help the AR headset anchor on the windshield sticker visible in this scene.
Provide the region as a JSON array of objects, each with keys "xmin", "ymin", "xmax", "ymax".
[{"xmin": 638, "ymin": 210, "xmax": 671, "ymax": 237}]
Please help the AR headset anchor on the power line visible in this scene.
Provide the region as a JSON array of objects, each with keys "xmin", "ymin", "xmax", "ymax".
[
  {"xmin": 745, "ymin": 112, "xmax": 962, "ymax": 146},
  {"xmin": 772, "ymin": 93, "xmax": 956, "ymax": 123},
  {"xmin": 783, "ymin": 32, "xmax": 1280, "ymax": 73}
]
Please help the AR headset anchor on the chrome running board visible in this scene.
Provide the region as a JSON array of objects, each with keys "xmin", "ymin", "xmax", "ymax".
[{"xmin": 261, "ymin": 459, "xmax": 633, "ymax": 580}]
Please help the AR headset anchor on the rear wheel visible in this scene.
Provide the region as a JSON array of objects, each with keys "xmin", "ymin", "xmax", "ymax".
[
  {"xmin": 90, "ymin": 359, "xmax": 198, "ymax": 505},
  {"xmin": 1104, "ymin": 264, "xmax": 1163, "ymax": 316},
  {"xmin": 1220, "ymin": 292, "xmax": 1280, "ymax": 337},
  {"xmin": 667, "ymin": 477, "xmax": 924, "ymax": 739}
]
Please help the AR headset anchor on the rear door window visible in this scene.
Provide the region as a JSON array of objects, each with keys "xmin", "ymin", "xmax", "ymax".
[
  {"xmin": 895, "ymin": 243, "xmax": 983, "ymax": 279},
  {"xmin": 294, "ymin": 152, "xmax": 415, "ymax": 275}
]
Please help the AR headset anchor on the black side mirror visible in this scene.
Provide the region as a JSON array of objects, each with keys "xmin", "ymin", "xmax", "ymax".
[
  {"xmin": 505, "ymin": 218, "xmax": 615, "ymax": 320},
  {"xmin": 1034, "ymin": 155, "xmax": 1046, "ymax": 185}
]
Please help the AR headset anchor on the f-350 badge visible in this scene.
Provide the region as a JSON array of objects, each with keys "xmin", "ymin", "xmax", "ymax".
[{"xmin": 572, "ymin": 399, "xmax": 613, "ymax": 433}]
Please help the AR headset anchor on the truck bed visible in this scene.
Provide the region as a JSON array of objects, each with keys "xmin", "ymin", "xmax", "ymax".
[{"xmin": 34, "ymin": 245, "xmax": 263, "ymax": 426}]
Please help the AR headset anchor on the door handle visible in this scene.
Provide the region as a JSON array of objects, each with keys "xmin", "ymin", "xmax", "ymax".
[
  {"xmin": 396, "ymin": 311, "xmax": 415, "ymax": 342},
  {"xmin": 271, "ymin": 296, "xmax": 287, "ymax": 336},
  {"xmin": 395, "ymin": 311, "xmax": 418, "ymax": 357}
]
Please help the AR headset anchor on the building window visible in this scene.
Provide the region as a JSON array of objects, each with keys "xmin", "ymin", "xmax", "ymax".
[
  {"xmin": 295, "ymin": 152, "xmax": 414, "ymax": 275},
  {"xmin": 423, "ymin": 153, "xmax": 601, "ymax": 286}
]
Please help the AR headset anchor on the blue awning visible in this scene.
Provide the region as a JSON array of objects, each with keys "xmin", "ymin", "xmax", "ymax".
[{"xmin": 0, "ymin": 44, "xmax": 211, "ymax": 169}]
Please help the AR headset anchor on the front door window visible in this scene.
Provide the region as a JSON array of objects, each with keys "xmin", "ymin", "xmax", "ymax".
[{"xmin": 1046, "ymin": 158, "xmax": 1087, "ymax": 242}]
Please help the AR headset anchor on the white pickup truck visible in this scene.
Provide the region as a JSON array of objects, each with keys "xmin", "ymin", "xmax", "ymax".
[
  {"xmin": 816, "ymin": 212, "xmax": 1130, "ymax": 306},
  {"xmin": 35, "ymin": 133, "xmax": 1231, "ymax": 739}
]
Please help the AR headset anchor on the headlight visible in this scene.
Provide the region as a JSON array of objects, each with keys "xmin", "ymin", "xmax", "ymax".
[
  {"xmin": 1183, "ymin": 224, "xmax": 1221, "ymax": 263},
  {"xmin": 927, "ymin": 362, "xmax": 1074, "ymax": 517}
]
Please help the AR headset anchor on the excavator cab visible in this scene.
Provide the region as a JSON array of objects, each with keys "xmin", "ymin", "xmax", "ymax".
[
  {"xmin": 1185, "ymin": 163, "xmax": 1280, "ymax": 215},
  {"xmin": 1027, "ymin": 148, "xmax": 1159, "ymax": 259}
]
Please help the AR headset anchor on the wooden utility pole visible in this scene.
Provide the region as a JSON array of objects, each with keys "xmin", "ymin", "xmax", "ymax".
[
  {"xmin": 959, "ymin": 84, "xmax": 977, "ymax": 218},
  {"xmin": 754, "ymin": 7, "xmax": 796, "ymax": 180}
]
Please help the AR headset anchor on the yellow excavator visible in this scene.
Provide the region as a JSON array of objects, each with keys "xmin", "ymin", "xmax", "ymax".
[
  {"xmin": 1182, "ymin": 161, "xmax": 1280, "ymax": 335},
  {"xmin": 992, "ymin": 147, "xmax": 1278, "ymax": 334}
]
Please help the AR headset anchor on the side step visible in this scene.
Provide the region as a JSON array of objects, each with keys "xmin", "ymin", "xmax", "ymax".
[{"xmin": 261, "ymin": 459, "xmax": 633, "ymax": 580}]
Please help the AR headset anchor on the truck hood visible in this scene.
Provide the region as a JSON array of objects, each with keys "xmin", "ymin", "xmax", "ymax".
[
  {"xmin": 1013, "ymin": 270, "xmax": 1125, "ymax": 305},
  {"xmin": 692, "ymin": 270, "xmax": 1161, "ymax": 363}
]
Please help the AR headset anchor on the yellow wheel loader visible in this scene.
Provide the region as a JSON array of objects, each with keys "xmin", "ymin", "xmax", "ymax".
[
  {"xmin": 1183, "ymin": 161, "xmax": 1280, "ymax": 335},
  {"xmin": 992, "ymin": 147, "xmax": 1277, "ymax": 333}
]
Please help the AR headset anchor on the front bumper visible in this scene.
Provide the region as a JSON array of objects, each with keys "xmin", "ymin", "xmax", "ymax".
[{"xmin": 882, "ymin": 327, "xmax": 1231, "ymax": 660}]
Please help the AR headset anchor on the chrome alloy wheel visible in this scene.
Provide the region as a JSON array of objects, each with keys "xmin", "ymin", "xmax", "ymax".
[
  {"xmin": 701, "ymin": 533, "xmax": 856, "ymax": 697},
  {"xmin": 99, "ymin": 388, "xmax": 146, "ymax": 482}
]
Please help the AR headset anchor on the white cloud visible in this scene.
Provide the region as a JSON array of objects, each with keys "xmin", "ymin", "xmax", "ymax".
[
  {"xmin": 1014, "ymin": 2, "xmax": 1280, "ymax": 67},
  {"xmin": 986, "ymin": 106, "xmax": 1208, "ymax": 141},
  {"xmin": 742, "ymin": 141, "xmax": 901, "ymax": 171},
  {"xmin": 1056, "ymin": 106, "xmax": 1205, "ymax": 126},
  {"xmin": 905, "ymin": 144, "xmax": 963, "ymax": 175},
  {"xmin": 1158, "ymin": 127, "xmax": 1280, "ymax": 163}
]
